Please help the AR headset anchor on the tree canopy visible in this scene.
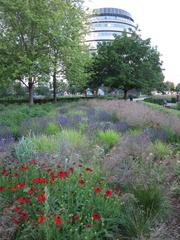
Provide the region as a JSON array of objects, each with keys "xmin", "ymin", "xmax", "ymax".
[
  {"xmin": 88, "ymin": 32, "xmax": 164, "ymax": 99},
  {"xmin": 0, "ymin": 0, "xmax": 89, "ymax": 103}
]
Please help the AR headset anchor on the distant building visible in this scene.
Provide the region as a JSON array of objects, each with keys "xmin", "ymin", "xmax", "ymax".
[{"xmin": 85, "ymin": 7, "xmax": 136, "ymax": 51}]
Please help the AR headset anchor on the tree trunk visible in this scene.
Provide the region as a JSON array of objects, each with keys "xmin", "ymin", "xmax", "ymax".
[
  {"xmin": 28, "ymin": 79, "xmax": 34, "ymax": 105},
  {"xmin": 53, "ymin": 70, "xmax": 57, "ymax": 103},
  {"xmin": 123, "ymin": 89, "xmax": 128, "ymax": 100}
]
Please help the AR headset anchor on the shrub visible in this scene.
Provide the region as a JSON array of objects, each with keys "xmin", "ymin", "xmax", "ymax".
[
  {"xmin": 130, "ymin": 184, "xmax": 167, "ymax": 219},
  {"xmin": 15, "ymin": 137, "xmax": 36, "ymax": 162},
  {"xmin": 153, "ymin": 141, "xmax": 172, "ymax": 159},
  {"xmin": 45, "ymin": 122, "xmax": 60, "ymax": 135},
  {"xmin": 97, "ymin": 129, "xmax": 119, "ymax": 149}
]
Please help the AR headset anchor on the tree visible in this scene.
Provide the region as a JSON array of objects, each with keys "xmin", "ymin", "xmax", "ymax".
[
  {"xmin": 176, "ymin": 83, "xmax": 180, "ymax": 92},
  {"xmin": 88, "ymin": 32, "xmax": 164, "ymax": 99},
  {"xmin": 0, "ymin": 0, "xmax": 89, "ymax": 104},
  {"xmin": 164, "ymin": 81, "xmax": 175, "ymax": 92}
]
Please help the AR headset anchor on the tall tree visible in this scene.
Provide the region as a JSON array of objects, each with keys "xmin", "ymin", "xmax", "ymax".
[
  {"xmin": 164, "ymin": 81, "xmax": 175, "ymax": 92},
  {"xmin": 176, "ymin": 83, "xmax": 180, "ymax": 92},
  {"xmin": 0, "ymin": 0, "xmax": 89, "ymax": 104},
  {"xmin": 88, "ymin": 32, "xmax": 164, "ymax": 99}
]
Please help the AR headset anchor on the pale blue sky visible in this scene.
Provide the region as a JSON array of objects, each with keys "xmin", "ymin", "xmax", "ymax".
[{"xmin": 84, "ymin": 0, "xmax": 180, "ymax": 85}]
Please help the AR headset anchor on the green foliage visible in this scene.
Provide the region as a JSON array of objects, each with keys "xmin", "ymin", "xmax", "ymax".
[
  {"xmin": 15, "ymin": 136, "xmax": 36, "ymax": 162},
  {"xmin": 153, "ymin": 141, "xmax": 172, "ymax": 159},
  {"xmin": 131, "ymin": 184, "xmax": 167, "ymax": 218},
  {"xmin": 60, "ymin": 129, "xmax": 88, "ymax": 148},
  {"xmin": 0, "ymin": 103, "xmax": 56, "ymax": 137},
  {"xmin": 88, "ymin": 32, "xmax": 164, "ymax": 99},
  {"xmin": 32, "ymin": 135, "xmax": 59, "ymax": 153},
  {"xmin": 119, "ymin": 184, "xmax": 167, "ymax": 239},
  {"xmin": 97, "ymin": 130, "xmax": 119, "ymax": 149},
  {"xmin": 45, "ymin": 122, "xmax": 60, "ymax": 135},
  {"xmin": 0, "ymin": 0, "xmax": 89, "ymax": 104}
]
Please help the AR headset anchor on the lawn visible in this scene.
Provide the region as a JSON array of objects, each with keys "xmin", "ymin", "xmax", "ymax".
[{"xmin": 0, "ymin": 100, "xmax": 179, "ymax": 239}]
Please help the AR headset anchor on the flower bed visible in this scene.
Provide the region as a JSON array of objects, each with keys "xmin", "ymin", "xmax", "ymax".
[{"xmin": 0, "ymin": 160, "xmax": 121, "ymax": 239}]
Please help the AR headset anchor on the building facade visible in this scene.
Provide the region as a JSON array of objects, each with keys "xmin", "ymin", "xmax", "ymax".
[{"xmin": 85, "ymin": 8, "xmax": 136, "ymax": 50}]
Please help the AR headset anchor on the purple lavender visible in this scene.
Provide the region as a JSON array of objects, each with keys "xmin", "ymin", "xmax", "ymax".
[
  {"xmin": 142, "ymin": 128, "xmax": 168, "ymax": 142},
  {"xmin": 115, "ymin": 121, "xmax": 129, "ymax": 133},
  {"xmin": 0, "ymin": 125, "xmax": 14, "ymax": 151}
]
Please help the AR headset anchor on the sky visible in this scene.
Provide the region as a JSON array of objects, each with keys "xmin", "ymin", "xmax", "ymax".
[{"xmin": 84, "ymin": 0, "xmax": 180, "ymax": 85}]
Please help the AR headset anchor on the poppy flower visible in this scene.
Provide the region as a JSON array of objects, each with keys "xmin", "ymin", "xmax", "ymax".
[
  {"xmin": 57, "ymin": 171, "xmax": 69, "ymax": 178},
  {"xmin": 20, "ymin": 211, "xmax": 28, "ymax": 220},
  {"xmin": 28, "ymin": 188, "xmax": 36, "ymax": 194},
  {"xmin": 11, "ymin": 216, "xmax": 20, "ymax": 225},
  {"xmin": 94, "ymin": 187, "xmax": 101, "ymax": 193},
  {"xmin": 16, "ymin": 197, "xmax": 31, "ymax": 204},
  {"xmin": 53, "ymin": 215, "xmax": 62, "ymax": 225},
  {"xmin": 104, "ymin": 189, "xmax": 113, "ymax": 197},
  {"xmin": 1, "ymin": 169, "xmax": 9, "ymax": 176},
  {"xmin": 37, "ymin": 192, "xmax": 46, "ymax": 203},
  {"xmin": 37, "ymin": 216, "xmax": 46, "ymax": 224},
  {"xmin": 31, "ymin": 159, "xmax": 37, "ymax": 164},
  {"xmin": 79, "ymin": 180, "xmax": 86, "ymax": 185},
  {"xmin": 17, "ymin": 182, "xmax": 26, "ymax": 189},
  {"xmin": 19, "ymin": 165, "xmax": 29, "ymax": 170},
  {"xmin": 32, "ymin": 178, "xmax": 48, "ymax": 183},
  {"xmin": 0, "ymin": 186, "xmax": 5, "ymax": 192},
  {"xmin": 13, "ymin": 172, "xmax": 20, "ymax": 177},
  {"xmin": 92, "ymin": 213, "xmax": 101, "ymax": 221}
]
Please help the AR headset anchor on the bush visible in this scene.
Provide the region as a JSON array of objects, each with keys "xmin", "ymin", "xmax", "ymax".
[
  {"xmin": 15, "ymin": 137, "xmax": 36, "ymax": 162},
  {"xmin": 97, "ymin": 129, "xmax": 119, "ymax": 149},
  {"xmin": 131, "ymin": 184, "xmax": 167, "ymax": 218},
  {"xmin": 153, "ymin": 141, "xmax": 172, "ymax": 159},
  {"xmin": 45, "ymin": 122, "xmax": 60, "ymax": 135}
]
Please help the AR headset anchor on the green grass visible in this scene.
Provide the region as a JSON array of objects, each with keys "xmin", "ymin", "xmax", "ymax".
[{"xmin": 97, "ymin": 129, "xmax": 119, "ymax": 149}]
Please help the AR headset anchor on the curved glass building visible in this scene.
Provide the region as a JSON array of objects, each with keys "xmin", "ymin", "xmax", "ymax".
[{"xmin": 85, "ymin": 8, "xmax": 136, "ymax": 50}]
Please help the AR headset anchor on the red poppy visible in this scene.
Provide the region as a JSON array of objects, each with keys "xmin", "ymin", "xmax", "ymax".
[
  {"xmin": 0, "ymin": 186, "xmax": 5, "ymax": 192},
  {"xmin": 57, "ymin": 171, "xmax": 69, "ymax": 178},
  {"xmin": 19, "ymin": 165, "xmax": 29, "ymax": 170},
  {"xmin": 32, "ymin": 178, "xmax": 48, "ymax": 184},
  {"xmin": 15, "ymin": 206, "xmax": 23, "ymax": 213},
  {"xmin": 31, "ymin": 159, "xmax": 37, "ymax": 164},
  {"xmin": 11, "ymin": 186, "xmax": 18, "ymax": 192},
  {"xmin": 37, "ymin": 216, "xmax": 46, "ymax": 223},
  {"xmin": 94, "ymin": 187, "xmax": 101, "ymax": 193},
  {"xmin": 11, "ymin": 216, "xmax": 20, "ymax": 225},
  {"xmin": 79, "ymin": 180, "xmax": 86, "ymax": 185},
  {"xmin": 20, "ymin": 211, "xmax": 28, "ymax": 220},
  {"xmin": 13, "ymin": 172, "xmax": 20, "ymax": 177},
  {"xmin": 92, "ymin": 213, "xmax": 101, "ymax": 221},
  {"xmin": 17, "ymin": 182, "xmax": 26, "ymax": 189},
  {"xmin": 85, "ymin": 167, "xmax": 93, "ymax": 172},
  {"xmin": 1, "ymin": 169, "xmax": 9, "ymax": 176},
  {"xmin": 37, "ymin": 192, "xmax": 46, "ymax": 203},
  {"xmin": 53, "ymin": 215, "xmax": 62, "ymax": 225},
  {"xmin": 16, "ymin": 197, "xmax": 31, "ymax": 204},
  {"xmin": 104, "ymin": 189, "xmax": 113, "ymax": 198},
  {"xmin": 28, "ymin": 188, "xmax": 36, "ymax": 194}
]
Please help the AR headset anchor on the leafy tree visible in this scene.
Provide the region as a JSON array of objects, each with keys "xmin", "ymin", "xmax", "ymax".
[
  {"xmin": 88, "ymin": 32, "xmax": 164, "ymax": 99},
  {"xmin": 0, "ymin": 0, "xmax": 89, "ymax": 103},
  {"xmin": 176, "ymin": 83, "xmax": 180, "ymax": 92},
  {"xmin": 164, "ymin": 81, "xmax": 175, "ymax": 92}
]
